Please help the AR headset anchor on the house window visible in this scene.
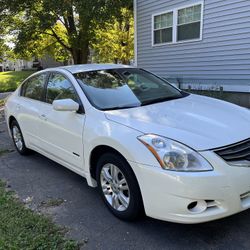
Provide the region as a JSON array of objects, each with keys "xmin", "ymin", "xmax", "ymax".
[
  {"xmin": 153, "ymin": 12, "xmax": 173, "ymax": 44},
  {"xmin": 177, "ymin": 5, "xmax": 202, "ymax": 41},
  {"xmin": 152, "ymin": 2, "xmax": 203, "ymax": 45}
]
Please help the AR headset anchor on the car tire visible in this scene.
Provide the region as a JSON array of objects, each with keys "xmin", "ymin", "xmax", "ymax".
[
  {"xmin": 96, "ymin": 153, "xmax": 144, "ymax": 221},
  {"xmin": 10, "ymin": 120, "xmax": 30, "ymax": 155}
]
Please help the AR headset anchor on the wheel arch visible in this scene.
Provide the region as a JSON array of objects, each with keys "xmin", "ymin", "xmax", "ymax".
[
  {"xmin": 8, "ymin": 115, "xmax": 17, "ymax": 129},
  {"xmin": 89, "ymin": 144, "xmax": 145, "ymax": 216},
  {"xmin": 89, "ymin": 145, "xmax": 130, "ymax": 180}
]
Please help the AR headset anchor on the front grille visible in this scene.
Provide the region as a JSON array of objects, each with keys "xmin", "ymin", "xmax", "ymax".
[
  {"xmin": 241, "ymin": 191, "xmax": 250, "ymax": 200},
  {"xmin": 240, "ymin": 191, "xmax": 250, "ymax": 208},
  {"xmin": 214, "ymin": 138, "xmax": 250, "ymax": 162}
]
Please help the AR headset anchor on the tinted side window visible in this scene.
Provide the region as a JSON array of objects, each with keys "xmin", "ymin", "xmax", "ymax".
[
  {"xmin": 46, "ymin": 73, "xmax": 78, "ymax": 104},
  {"xmin": 22, "ymin": 74, "xmax": 46, "ymax": 101}
]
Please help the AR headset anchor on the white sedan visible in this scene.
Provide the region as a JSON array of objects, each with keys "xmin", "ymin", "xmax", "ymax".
[{"xmin": 4, "ymin": 64, "xmax": 250, "ymax": 223}]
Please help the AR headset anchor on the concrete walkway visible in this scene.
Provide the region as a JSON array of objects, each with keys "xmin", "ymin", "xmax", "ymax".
[{"xmin": 0, "ymin": 112, "xmax": 250, "ymax": 249}]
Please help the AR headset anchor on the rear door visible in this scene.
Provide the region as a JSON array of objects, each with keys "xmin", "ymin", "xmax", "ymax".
[
  {"xmin": 36, "ymin": 71, "xmax": 85, "ymax": 171},
  {"xmin": 17, "ymin": 73, "xmax": 48, "ymax": 147}
]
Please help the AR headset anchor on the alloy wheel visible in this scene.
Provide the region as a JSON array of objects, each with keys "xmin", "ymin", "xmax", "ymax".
[
  {"xmin": 100, "ymin": 163, "xmax": 130, "ymax": 211},
  {"xmin": 12, "ymin": 125, "xmax": 23, "ymax": 151}
]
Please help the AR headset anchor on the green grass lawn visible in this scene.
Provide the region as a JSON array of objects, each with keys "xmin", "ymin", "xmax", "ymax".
[
  {"xmin": 0, "ymin": 71, "xmax": 35, "ymax": 93},
  {"xmin": 0, "ymin": 180, "xmax": 79, "ymax": 249}
]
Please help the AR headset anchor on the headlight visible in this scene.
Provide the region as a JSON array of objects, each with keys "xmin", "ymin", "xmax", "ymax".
[{"xmin": 138, "ymin": 134, "xmax": 213, "ymax": 172}]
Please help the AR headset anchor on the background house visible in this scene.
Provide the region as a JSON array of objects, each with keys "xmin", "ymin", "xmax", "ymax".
[
  {"xmin": 0, "ymin": 59, "xmax": 33, "ymax": 71},
  {"xmin": 134, "ymin": 0, "xmax": 250, "ymax": 107},
  {"xmin": 0, "ymin": 55, "xmax": 64, "ymax": 72}
]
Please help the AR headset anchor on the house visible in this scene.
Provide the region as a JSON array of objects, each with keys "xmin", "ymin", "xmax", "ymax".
[
  {"xmin": 134, "ymin": 0, "xmax": 250, "ymax": 106},
  {"xmin": 0, "ymin": 55, "xmax": 65, "ymax": 72},
  {"xmin": 0, "ymin": 59, "xmax": 33, "ymax": 72}
]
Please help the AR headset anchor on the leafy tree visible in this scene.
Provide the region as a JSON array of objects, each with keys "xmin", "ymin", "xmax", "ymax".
[
  {"xmin": 0, "ymin": 39, "xmax": 6, "ymax": 60},
  {"xmin": 0, "ymin": 4, "xmax": 9, "ymax": 60},
  {"xmin": 91, "ymin": 8, "xmax": 134, "ymax": 64},
  {"xmin": 1, "ymin": 0, "xmax": 133, "ymax": 64},
  {"xmin": 14, "ymin": 22, "xmax": 71, "ymax": 63}
]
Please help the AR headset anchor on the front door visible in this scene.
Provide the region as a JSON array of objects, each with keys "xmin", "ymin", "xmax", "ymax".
[{"xmin": 36, "ymin": 72, "xmax": 85, "ymax": 171}]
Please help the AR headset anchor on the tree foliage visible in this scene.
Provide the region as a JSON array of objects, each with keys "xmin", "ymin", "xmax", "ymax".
[
  {"xmin": 91, "ymin": 8, "xmax": 134, "ymax": 64},
  {"xmin": 0, "ymin": 40, "xmax": 7, "ymax": 62},
  {"xmin": 14, "ymin": 22, "xmax": 71, "ymax": 62},
  {"xmin": 0, "ymin": 0, "xmax": 133, "ymax": 64},
  {"xmin": 0, "ymin": 3, "xmax": 10, "ymax": 60}
]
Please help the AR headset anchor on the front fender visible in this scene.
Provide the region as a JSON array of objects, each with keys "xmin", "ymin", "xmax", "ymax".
[{"xmin": 83, "ymin": 110, "xmax": 160, "ymax": 186}]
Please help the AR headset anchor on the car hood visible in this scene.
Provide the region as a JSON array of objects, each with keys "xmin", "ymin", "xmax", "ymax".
[{"xmin": 105, "ymin": 94, "xmax": 250, "ymax": 151}]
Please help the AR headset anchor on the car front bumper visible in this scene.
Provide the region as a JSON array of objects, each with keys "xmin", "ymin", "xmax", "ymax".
[{"xmin": 129, "ymin": 151, "xmax": 250, "ymax": 224}]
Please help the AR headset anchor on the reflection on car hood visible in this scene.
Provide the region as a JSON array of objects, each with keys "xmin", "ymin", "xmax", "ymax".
[{"xmin": 105, "ymin": 94, "xmax": 250, "ymax": 151}]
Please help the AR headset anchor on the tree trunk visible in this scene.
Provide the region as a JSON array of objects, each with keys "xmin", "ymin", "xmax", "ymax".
[
  {"xmin": 121, "ymin": 58, "xmax": 129, "ymax": 65},
  {"xmin": 71, "ymin": 43, "xmax": 89, "ymax": 64}
]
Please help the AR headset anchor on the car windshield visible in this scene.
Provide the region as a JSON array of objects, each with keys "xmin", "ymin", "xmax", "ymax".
[{"xmin": 74, "ymin": 68, "xmax": 186, "ymax": 110}]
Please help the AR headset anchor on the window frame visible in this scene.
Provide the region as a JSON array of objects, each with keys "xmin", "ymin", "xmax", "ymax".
[
  {"xmin": 45, "ymin": 71, "xmax": 85, "ymax": 114},
  {"xmin": 152, "ymin": 1, "xmax": 204, "ymax": 46},
  {"xmin": 20, "ymin": 72, "xmax": 49, "ymax": 102},
  {"xmin": 153, "ymin": 11, "xmax": 174, "ymax": 44}
]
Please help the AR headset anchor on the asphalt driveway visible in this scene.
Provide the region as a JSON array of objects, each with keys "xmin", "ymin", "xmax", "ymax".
[{"xmin": 0, "ymin": 111, "xmax": 250, "ymax": 250}]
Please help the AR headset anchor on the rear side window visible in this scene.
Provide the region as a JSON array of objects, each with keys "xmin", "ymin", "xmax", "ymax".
[
  {"xmin": 21, "ymin": 74, "xmax": 47, "ymax": 101},
  {"xmin": 46, "ymin": 73, "xmax": 79, "ymax": 104}
]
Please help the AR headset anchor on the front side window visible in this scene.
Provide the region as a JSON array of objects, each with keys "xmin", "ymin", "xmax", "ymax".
[
  {"xmin": 74, "ymin": 68, "xmax": 186, "ymax": 110},
  {"xmin": 153, "ymin": 3, "xmax": 203, "ymax": 45},
  {"xmin": 46, "ymin": 73, "xmax": 79, "ymax": 104},
  {"xmin": 154, "ymin": 12, "xmax": 173, "ymax": 44},
  {"xmin": 21, "ymin": 73, "xmax": 47, "ymax": 101}
]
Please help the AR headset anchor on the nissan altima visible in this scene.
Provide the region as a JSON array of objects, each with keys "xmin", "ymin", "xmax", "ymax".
[{"xmin": 4, "ymin": 64, "xmax": 250, "ymax": 223}]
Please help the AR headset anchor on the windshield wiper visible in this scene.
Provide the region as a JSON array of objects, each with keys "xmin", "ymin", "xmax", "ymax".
[
  {"xmin": 102, "ymin": 104, "xmax": 141, "ymax": 111},
  {"xmin": 141, "ymin": 95, "xmax": 183, "ymax": 106}
]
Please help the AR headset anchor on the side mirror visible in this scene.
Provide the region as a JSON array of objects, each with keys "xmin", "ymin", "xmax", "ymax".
[{"xmin": 52, "ymin": 99, "xmax": 79, "ymax": 112}]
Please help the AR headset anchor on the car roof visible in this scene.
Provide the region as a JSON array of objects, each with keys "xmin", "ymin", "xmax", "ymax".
[{"xmin": 46, "ymin": 64, "xmax": 135, "ymax": 74}]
